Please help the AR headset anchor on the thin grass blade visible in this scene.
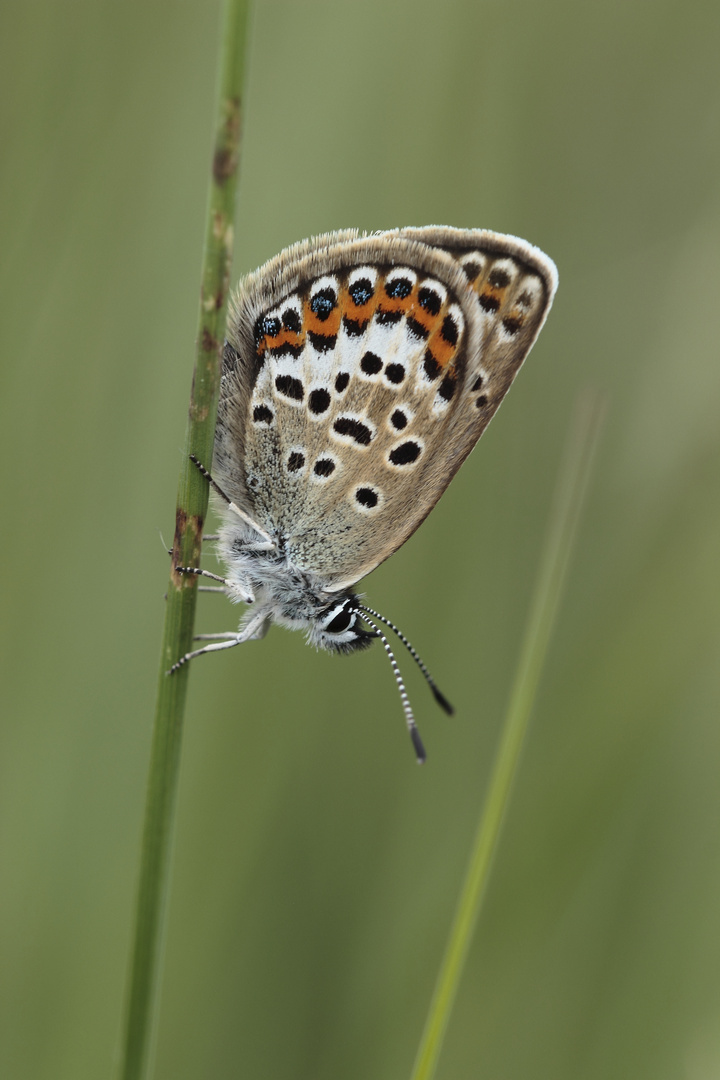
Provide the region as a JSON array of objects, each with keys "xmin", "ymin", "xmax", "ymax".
[
  {"xmin": 410, "ymin": 391, "xmax": 606, "ymax": 1080},
  {"xmin": 118, "ymin": 4, "xmax": 252, "ymax": 1078}
]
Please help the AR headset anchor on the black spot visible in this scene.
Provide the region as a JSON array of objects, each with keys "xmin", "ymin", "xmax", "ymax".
[
  {"xmin": 376, "ymin": 309, "xmax": 403, "ymax": 325},
  {"xmin": 441, "ymin": 314, "xmax": 459, "ymax": 346},
  {"xmin": 502, "ymin": 316, "xmax": 523, "ymax": 335},
  {"xmin": 385, "ymin": 276, "xmax": 412, "ymax": 299},
  {"xmin": 342, "ymin": 316, "xmax": 367, "ymax": 337},
  {"xmin": 325, "ymin": 606, "xmax": 353, "ymax": 634},
  {"xmin": 517, "ymin": 290, "xmax": 533, "ymax": 308},
  {"xmin": 418, "ymin": 287, "xmax": 442, "ymax": 315},
  {"xmin": 334, "ymin": 417, "xmax": 372, "ymax": 445},
  {"xmin": 282, "ymin": 308, "xmax": 301, "ymax": 332},
  {"xmin": 470, "ymin": 375, "xmax": 484, "ymax": 392},
  {"xmin": 423, "ymin": 350, "xmax": 441, "ymax": 381},
  {"xmin": 255, "ymin": 314, "xmax": 281, "ymax": 342},
  {"xmin": 252, "ymin": 404, "xmax": 273, "ymax": 424},
  {"xmin": 310, "ymin": 287, "xmax": 337, "ymax": 322},
  {"xmin": 335, "ymin": 372, "xmax": 350, "ymax": 393},
  {"xmin": 462, "ymin": 260, "xmax": 481, "ymax": 282},
  {"xmin": 275, "ymin": 374, "xmax": 304, "ymax": 401},
  {"xmin": 247, "ymin": 476, "xmax": 258, "ymax": 489},
  {"xmin": 489, "ymin": 268, "xmax": 511, "ymax": 289},
  {"xmin": 308, "ymin": 331, "xmax": 337, "ymax": 353},
  {"xmin": 355, "ymin": 487, "xmax": 379, "ymax": 508},
  {"xmin": 479, "ymin": 292, "xmax": 500, "ymax": 313},
  {"xmin": 406, "ymin": 316, "xmax": 429, "ymax": 340},
  {"xmin": 349, "ymin": 278, "xmax": 374, "ymax": 306},
  {"xmin": 360, "ymin": 351, "xmax": 383, "ymax": 375},
  {"xmin": 389, "ymin": 441, "xmax": 422, "ymax": 466},
  {"xmin": 314, "ymin": 457, "xmax": 336, "ymax": 477},
  {"xmin": 475, "ymin": 394, "xmax": 488, "ymax": 408},
  {"xmin": 269, "ymin": 340, "xmax": 304, "ymax": 359},
  {"xmin": 385, "ymin": 363, "xmax": 405, "ymax": 384},
  {"xmin": 287, "ymin": 451, "xmax": 305, "ymax": 472},
  {"xmin": 308, "ymin": 388, "xmax": 331, "ymax": 415},
  {"xmin": 390, "ymin": 409, "xmax": 408, "ymax": 430},
  {"xmin": 438, "ymin": 375, "xmax": 456, "ymax": 402}
]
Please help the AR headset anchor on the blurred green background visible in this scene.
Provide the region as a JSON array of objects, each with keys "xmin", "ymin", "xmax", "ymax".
[{"xmin": 2, "ymin": 2, "xmax": 719, "ymax": 1078}]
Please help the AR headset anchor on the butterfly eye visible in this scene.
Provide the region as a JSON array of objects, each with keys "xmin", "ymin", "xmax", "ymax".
[{"xmin": 322, "ymin": 605, "xmax": 354, "ymax": 634}]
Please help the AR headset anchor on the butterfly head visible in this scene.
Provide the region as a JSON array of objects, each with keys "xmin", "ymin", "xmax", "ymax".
[{"xmin": 309, "ymin": 597, "xmax": 376, "ymax": 654}]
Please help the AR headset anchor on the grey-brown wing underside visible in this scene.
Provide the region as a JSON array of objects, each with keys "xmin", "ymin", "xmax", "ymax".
[{"xmin": 214, "ymin": 229, "xmax": 557, "ymax": 591}]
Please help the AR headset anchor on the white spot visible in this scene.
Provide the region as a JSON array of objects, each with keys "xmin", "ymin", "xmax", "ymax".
[
  {"xmin": 336, "ymin": 325, "xmax": 367, "ymax": 378},
  {"xmin": 280, "ymin": 294, "xmax": 303, "ymax": 325},
  {"xmin": 384, "ymin": 266, "xmax": 417, "ymax": 292},
  {"xmin": 361, "ymin": 305, "xmax": 418, "ymax": 374},
  {"xmin": 303, "ymin": 339, "xmax": 336, "ymax": 384},
  {"xmin": 515, "ymin": 275, "xmax": 543, "ymax": 310},
  {"xmin": 309, "ymin": 274, "xmax": 340, "ymax": 303},
  {"xmin": 445, "ymin": 302, "xmax": 465, "ymax": 344},
  {"xmin": 489, "ymin": 258, "xmax": 519, "ymax": 287},
  {"xmin": 459, "ymin": 251, "xmax": 487, "ymax": 279},
  {"xmin": 347, "ymin": 265, "xmax": 379, "ymax": 291},
  {"xmin": 417, "ymin": 277, "xmax": 447, "ymax": 308}
]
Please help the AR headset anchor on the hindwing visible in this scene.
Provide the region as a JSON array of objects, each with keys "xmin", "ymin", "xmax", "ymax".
[{"xmin": 214, "ymin": 229, "xmax": 557, "ymax": 589}]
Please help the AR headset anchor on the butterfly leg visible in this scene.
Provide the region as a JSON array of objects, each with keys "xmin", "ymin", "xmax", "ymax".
[
  {"xmin": 175, "ymin": 564, "xmax": 255, "ymax": 604},
  {"xmin": 167, "ymin": 612, "xmax": 268, "ymax": 673},
  {"xmin": 193, "ymin": 632, "xmax": 246, "ymax": 640},
  {"xmin": 189, "ymin": 454, "xmax": 276, "ymax": 549},
  {"xmin": 175, "ymin": 566, "xmax": 229, "ymax": 586}
]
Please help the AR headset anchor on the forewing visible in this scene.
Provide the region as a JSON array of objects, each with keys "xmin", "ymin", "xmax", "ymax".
[{"xmin": 215, "ymin": 229, "xmax": 557, "ymax": 590}]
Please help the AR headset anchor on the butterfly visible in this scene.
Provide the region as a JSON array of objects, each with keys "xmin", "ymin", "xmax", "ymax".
[{"xmin": 171, "ymin": 227, "xmax": 558, "ymax": 761}]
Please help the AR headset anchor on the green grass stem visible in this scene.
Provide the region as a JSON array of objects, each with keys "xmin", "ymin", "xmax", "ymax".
[
  {"xmin": 409, "ymin": 391, "xmax": 606, "ymax": 1080},
  {"xmin": 118, "ymin": 4, "xmax": 252, "ymax": 1078}
]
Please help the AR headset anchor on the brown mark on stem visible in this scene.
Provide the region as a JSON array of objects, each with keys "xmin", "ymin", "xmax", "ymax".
[
  {"xmin": 213, "ymin": 147, "xmax": 236, "ymax": 183},
  {"xmin": 201, "ymin": 327, "xmax": 220, "ymax": 354},
  {"xmin": 188, "ymin": 369, "xmax": 211, "ymax": 423},
  {"xmin": 171, "ymin": 507, "xmax": 204, "ymax": 589},
  {"xmin": 213, "ymin": 97, "xmax": 241, "ymax": 183}
]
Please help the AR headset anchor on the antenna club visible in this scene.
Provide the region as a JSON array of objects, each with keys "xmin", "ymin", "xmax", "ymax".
[
  {"xmin": 358, "ymin": 604, "xmax": 453, "ymax": 717},
  {"xmin": 411, "ymin": 729, "xmax": 427, "ymax": 764},
  {"xmin": 432, "ymin": 687, "xmax": 455, "ymax": 716}
]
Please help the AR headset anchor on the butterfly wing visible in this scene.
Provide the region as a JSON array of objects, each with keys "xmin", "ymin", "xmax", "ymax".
[{"xmin": 214, "ymin": 229, "xmax": 557, "ymax": 591}]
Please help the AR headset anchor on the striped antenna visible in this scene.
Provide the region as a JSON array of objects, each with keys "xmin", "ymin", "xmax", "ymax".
[
  {"xmin": 358, "ymin": 605, "xmax": 454, "ymax": 716},
  {"xmin": 358, "ymin": 610, "xmax": 426, "ymax": 764}
]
